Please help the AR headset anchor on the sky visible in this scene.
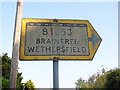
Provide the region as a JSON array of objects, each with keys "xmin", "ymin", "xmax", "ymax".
[{"xmin": 1, "ymin": 0, "xmax": 119, "ymax": 88}]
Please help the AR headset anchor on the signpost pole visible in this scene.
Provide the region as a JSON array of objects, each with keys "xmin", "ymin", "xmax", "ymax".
[
  {"xmin": 9, "ymin": 0, "xmax": 23, "ymax": 88},
  {"xmin": 53, "ymin": 57, "xmax": 59, "ymax": 88}
]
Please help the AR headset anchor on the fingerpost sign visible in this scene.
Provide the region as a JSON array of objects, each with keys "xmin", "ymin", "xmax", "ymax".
[{"xmin": 20, "ymin": 19, "xmax": 102, "ymax": 60}]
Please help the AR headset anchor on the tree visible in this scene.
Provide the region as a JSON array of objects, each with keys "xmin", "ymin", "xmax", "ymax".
[
  {"xmin": 16, "ymin": 72, "xmax": 24, "ymax": 89},
  {"xmin": 1, "ymin": 53, "xmax": 11, "ymax": 88},
  {"xmin": 1, "ymin": 53, "xmax": 23, "ymax": 89},
  {"xmin": 75, "ymin": 78, "xmax": 88, "ymax": 88},
  {"xmin": 24, "ymin": 80, "xmax": 36, "ymax": 90},
  {"xmin": 1, "ymin": 77, "xmax": 9, "ymax": 88},
  {"xmin": 94, "ymin": 68, "xmax": 120, "ymax": 88},
  {"xmin": 75, "ymin": 67, "xmax": 120, "ymax": 88},
  {"xmin": 94, "ymin": 71, "xmax": 107, "ymax": 88},
  {"xmin": 104, "ymin": 68, "xmax": 120, "ymax": 88},
  {"xmin": 87, "ymin": 75, "xmax": 95, "ymax": 88},
  {"xmin": 1, "ymin": 53, "xmax": 36, "ymax": 89},
  {"xmin": 1, "ymin": 53, "xmax": 11, "ymax": 79}
]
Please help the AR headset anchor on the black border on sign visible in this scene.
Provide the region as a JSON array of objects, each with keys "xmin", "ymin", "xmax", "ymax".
[{"xmin": 24, "ymin": 22, "xmax": 90, "ymax": 56}]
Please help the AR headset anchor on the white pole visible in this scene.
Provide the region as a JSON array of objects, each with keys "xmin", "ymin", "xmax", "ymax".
[
  {"xmin": 53, "ymin": 57, "xmax": 59, "ymax": 88},
  {"xmin": 9, "ymin": 0, "xmax": 23, "ymax": 88}
]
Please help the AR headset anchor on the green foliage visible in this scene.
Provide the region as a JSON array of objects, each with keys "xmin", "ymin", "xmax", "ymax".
[
  {"xmin": 24, "ymin": 80, "xmax": 36, "ymax": 90},
  {"xmin": 16, "ymin": 73, "xmax": 24, "ymax": 89},
  {"xmin": 1, "ymin": 53, "xmax": 24, "ymax": 89},
  {"xmin": 1, "ymin": 53, "xmax": 11, "ymax": 88},
  {"xmin": 1, "ymin": 53, "xmax": 11, "ymax": 79},
  {"xmin": 75, "ymin": 78, "xmax": 88, "ymax": 88},
  {"xmin": 87, "ymin": 75, "xmax": 95, "ymax": 88},
  {"xmin": 75, "ymin": 67, "xmax": 120, "ymax": 88},
  {"xmin": 1, "ymin": 77, "xmax": 9, "ymax": 88},
  {"xmin": 104, "ymin": 68, "xmax": 120, "ymax": 88},
  {"xmin": 1, "ymin": 53, "xmax": 36, "ymax": 89},
  {"xmin": 94, "ymin": 72, "xmax": 107, "ymax": 88}
]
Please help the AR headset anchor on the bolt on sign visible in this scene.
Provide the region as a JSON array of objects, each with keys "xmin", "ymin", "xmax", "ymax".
[{"xmin": 19, "ymin": 19, "xmax": 102, "ymax": 60}]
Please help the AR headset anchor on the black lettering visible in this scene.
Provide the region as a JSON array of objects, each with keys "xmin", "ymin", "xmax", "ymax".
[
  {"xmin": 50, "ymin": 27, "xmax": 53, "ymax": 35},
  {"xmin": 61, "ymin": 28, "xmax": 66, "ymax": 35},
  {"xmin": 66, "ymin": 47, "xmax": 69, "ymax": 52},
  {"xmin": 43, "ymin": 28, "xmax": 48, "ymax": 35},
  {"xmin": 67, "ymin": 29, "xmax": 72, "ymax": 35},
  {"xmin": 82, "ymin": 47, "xmax": 86, "ymax": 53},
  {"xmin": 52, "ymin": 46, "xmax": 56, "ymax": 52},
  {"xmin": 54, "ymin": 28, "xmax": 60, "ymax": 35},
  {"xmin": 28, "ymin": 46, "xmax": 35, "ymax": 52},
  {"xmin": 70, "ymin": 39, "xmax": 74, "ymax": 44},
  {"xmin": 41, "ymin": 46, "xmax": 45, "ymax": 52},
  {"xmin": 46, "ymin": 46, "xmax": 51, "ymax": 52},
  {"xmin": 51, "ymin": 39, "xmax": 54, "ymax": 44},
  {"xmin": 36, "ymin": 46, "xmax": 39, "ymax": 52},
  {"xmin": 75, "ymin": 39, "xmax": 79, "ymax": 44},
  {"xmin": 60, "ymin": 39, "xmax": 64, "ymax": 44},
  {"xmin": 62, "ymin": 46, "xmax": 65, "ymax": 52},
  {"xmin": 65, "ymin": 39, "xmax": 69, "ymax": 44},
  {"xmin": 46, "ymin": 39, "xmax": 51, "ymax": 44},
  {"xmin": 70, "ymin": 47, "xmax": 73, "ymax": 52},
  {"xmin": 36, "ymin": 38, "xmax": 40, "ymax": 44},
  {"xmin": 53, "ymin": 39, "xmax": 59, "ymax": 44},
  {"xmin": 56, "ymin": 46, "xmax": 60, "ymax": 52},
  {"xmin": 73, "ymin": 47, "xmax": 76, "ymax": 52},
  {"xmin": 77, "ymin": 47, "xmax": 81, "ymax": 52},
  {"xmin": 41, "ymin": 38, "xmax": 45, "ymax": 44}
]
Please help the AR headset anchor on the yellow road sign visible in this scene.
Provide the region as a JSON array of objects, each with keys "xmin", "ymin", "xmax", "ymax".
[{"xmin": 19, "ymin": 19, "xmax": 102, "ymax": 60}]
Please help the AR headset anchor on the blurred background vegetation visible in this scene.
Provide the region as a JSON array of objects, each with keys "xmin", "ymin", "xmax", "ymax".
[
  {"xmin": 75, "ymin": 66, "xmax": 120, "ymax": 88},
  {"xmin": 0, "ymin": 53, "xmax": 120, "ymax": 89}
]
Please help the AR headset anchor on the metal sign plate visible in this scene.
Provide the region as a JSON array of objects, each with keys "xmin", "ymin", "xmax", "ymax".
[{"xmin": 20, "ymin": 19, "xmax": 102, "ymax": 60}]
